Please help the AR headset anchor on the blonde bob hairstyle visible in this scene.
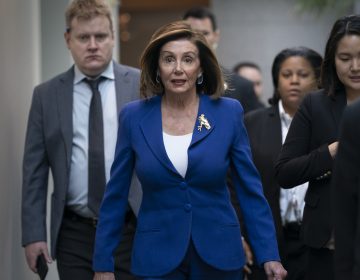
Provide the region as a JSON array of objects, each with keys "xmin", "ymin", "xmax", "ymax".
[{"xmin": 140, "ymin": 21, "xmax": 225, "ymax": 99}]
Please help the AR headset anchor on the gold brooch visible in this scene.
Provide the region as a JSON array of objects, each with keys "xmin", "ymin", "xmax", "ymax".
[{"xmin": 197, "ymin": 114, "xmax": 211, "ymax": 131}]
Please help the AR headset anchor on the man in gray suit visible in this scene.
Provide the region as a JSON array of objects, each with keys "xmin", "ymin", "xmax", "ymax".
[{"xmin": 21, "ymin": 0, "xmax": 139, "ymax": 279}]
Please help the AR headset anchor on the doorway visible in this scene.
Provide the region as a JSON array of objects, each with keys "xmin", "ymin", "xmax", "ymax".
[{"xmin": 119, "ymin": 0, "xmax": 209, "ymax": 68}]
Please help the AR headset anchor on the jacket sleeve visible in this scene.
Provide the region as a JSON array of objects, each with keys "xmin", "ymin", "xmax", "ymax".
[
  {"xmin": 275, "ymin": 94, "xmax": 333, "ymax": 188},
  {"xmin": 22, "ymin": 87, "xmax": 49, "ymax": 246},
  {"xmin": 93, "ymin": 105, "xmax": 135, "ymax": 272},
  {"xmin": 332, "ymin": 104, "xmax": 360, "ymax": 279},
  {"xmin": 229, "ymin": 101, "xmax": 280, "ymax": 265}
]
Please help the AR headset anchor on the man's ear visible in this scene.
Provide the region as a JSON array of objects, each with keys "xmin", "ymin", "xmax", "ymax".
[
  {"xmin": 213, "ymin": 29, "xmax": 220, "ymax": 50},
  {"xmin": 64, "ymin": 31, "xmax": 71, "ymax": 49}
]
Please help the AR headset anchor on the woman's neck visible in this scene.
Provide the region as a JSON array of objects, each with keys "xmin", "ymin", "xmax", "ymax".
[
  {"xmin": 161, "ymin": 92, "xmax": 199, "ymax": 135},
  {"xmin": 346, "ymin": 88, "xmax": 360, "ymax": 105},
  {"xmin": 281, "ymin": 102, "xmax": 297, "ymax": 118},
  {"xmin": 162, "ymin": 92, "xmax": 198, "ymax": 113}
]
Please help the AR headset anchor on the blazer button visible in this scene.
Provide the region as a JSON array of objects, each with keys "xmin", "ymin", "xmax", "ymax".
[
  {"xmin": 184, "ymin": 204, "xmax": 192, "ymax": 212},
  {"xmin": 180, "ymin": 182, "xmax": 187, "ymax": 190}
]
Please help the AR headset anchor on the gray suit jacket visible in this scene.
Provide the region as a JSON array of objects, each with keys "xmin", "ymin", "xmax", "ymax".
[{"xmin": 21, "ymin": 61, "xmax": 140, "ymax": 258}]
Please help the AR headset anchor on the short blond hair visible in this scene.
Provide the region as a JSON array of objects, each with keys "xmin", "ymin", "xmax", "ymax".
[{"xmin": 65, "ymin": 0, "xmax": 113, "ymax": 32}]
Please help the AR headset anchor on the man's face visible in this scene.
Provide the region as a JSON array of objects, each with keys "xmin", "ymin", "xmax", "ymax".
[
  {"xmin": 64, "ymin": 15, "xmax": 114, "ymax": 77},
  {"xmin": 238, "ymin": 67, "xmax": 264, "ymax": 99},
  {"xmin": 185, "ymin": 17, "xmax": 219, "ymax": 50}
]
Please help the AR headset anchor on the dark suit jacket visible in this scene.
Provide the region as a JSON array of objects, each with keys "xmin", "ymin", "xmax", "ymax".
[
  {"xmin": 21, "ymin": 61, "xmax": 140, "ymax": 258},
  {"xmin": 223, "ymin": 68, "xmax": 264, "ymax": 114},
  {"xmin": 244, "ymin": 105, "xmax": 284, "ymax": 248},
  {"xmin": 275, "ymin": 89, "xmax": 346, "ymax": 248},
  {"xmin": 93, "ymin": 95, "xmax": 279, "ymax": 276},
  {"xmin": 332, "ymin": 99, "xmax": 360, "ymax": 280}
]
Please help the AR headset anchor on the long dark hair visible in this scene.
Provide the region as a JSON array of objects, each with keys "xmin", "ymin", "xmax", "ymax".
[
  {"xmin": 269, "ymin": 47, "xmax": 323, "ymax": 105},
  {"xmin": 321, "ymin": 15, "xmax": 360, "ymax": 96}
]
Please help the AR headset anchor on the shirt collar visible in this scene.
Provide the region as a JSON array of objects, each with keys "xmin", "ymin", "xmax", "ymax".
[
  {"xmin": 278, "ymin": 100, "xmax": 292, "ymax": 127},
  {"xmin": 73, "ymin": 61, "xmax": 115, "ymax": 85}
]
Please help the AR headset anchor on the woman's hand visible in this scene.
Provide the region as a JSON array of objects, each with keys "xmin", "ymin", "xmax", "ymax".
[
  {"xmin": 93, "ymin": 272, "xmax": 115, "ymax": 280},
  {"xmin": 242, "ymin": 238, "xmax": 254, "ymax": 274},
  {"xmin": 263, "ymin": 261, "xmax": 287, "ymax": 280},
  {"xmin": 328, "ymin": 141, "xmax": 339, "ymax": 158}
]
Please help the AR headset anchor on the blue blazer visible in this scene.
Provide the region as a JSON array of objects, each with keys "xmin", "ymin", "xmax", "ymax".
[{"xmin": 93, "ymin": 94, "xmax": 279, "ymax": 277}]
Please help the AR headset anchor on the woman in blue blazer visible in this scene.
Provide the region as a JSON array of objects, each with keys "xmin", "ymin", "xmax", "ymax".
[{"xmin": 93, "ymin": 21, "xmax": 286, "ymax": 280}]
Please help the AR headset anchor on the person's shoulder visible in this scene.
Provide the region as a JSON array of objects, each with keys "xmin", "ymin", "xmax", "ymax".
[
  {"xmin": 344, "ymin": 99, "xmax": 360, "ymax": 120},
  {"xmin": 304, "ymin": 89, "xmax": 327, "ymax": 101},
  {"xmin": 199, "ymin": 95, "xmax": 239, "ymax": 111},
  {"xmin": 214, "ymin": 96, "xmax": 245, "ymax": 114},
  {"xmin": 247, "ymin": 105, "xmax": 273, "ymax": 117},
  {"xmin": 34, "ymin": 68, "xmax": 73, "ymax": 94},
  {"xmin": 215, "ymin": 95, "xmax": 241, "ymax": 106},
  {"xmin": 123, "ymin": 95, "xmax": 159, "ymax": 113},
  {"xmin": 245, "ymin": 106, "xmax": 272, "ymax": 121},
  {"xmin": 299, "ymin": 89, "xmax": 327, "ymax": 109},
  {"xmin": 114, "ymin": 62, "xmax": 140, "ymax": 77}
]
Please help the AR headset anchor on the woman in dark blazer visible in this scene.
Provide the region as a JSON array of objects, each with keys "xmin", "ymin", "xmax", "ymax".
[
  {"xmin": 332, "ymin": 99, "xmax": 360, "ymax": 280},
  {"xmin": 244, "ymin": 47, "xmax": 322, "ymax": 280},
  {"xmin": 92, "ymin": 21, "xmax": 287, "ymax": 280},
  {"xmin": 275, "ymin": 15, "xmax": 360, "ymax": 280}
]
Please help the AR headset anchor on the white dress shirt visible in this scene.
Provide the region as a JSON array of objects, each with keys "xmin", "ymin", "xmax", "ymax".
[
  {"xmin": 67, "ymin": 63, "xmax": 118, "ymax": 217},
  {"xmin": 278, "ymin": 100, "xmax": 308, "ymax": 225},
  {"xmin": 163, "ymin": 132, "xmax": 192, "ymax": 178}
]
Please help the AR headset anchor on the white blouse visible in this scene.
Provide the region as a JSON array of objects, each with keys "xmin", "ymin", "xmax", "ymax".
[
  {"xmin": 278, "ymin": 100, "xmax": 308, "ymax": 224},
  {"xmin": 163, "ymin": 132, "xmax": 193, "ymax": 178}
]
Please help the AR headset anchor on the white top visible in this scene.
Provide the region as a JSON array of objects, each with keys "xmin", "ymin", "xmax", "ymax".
[
  {"xmin": 278, "ymin": 100, "xmax": 308, "ymax": 224},
  {"xmin": 163, "ymin": 132, "xmax": 193, "ymax": 178}
]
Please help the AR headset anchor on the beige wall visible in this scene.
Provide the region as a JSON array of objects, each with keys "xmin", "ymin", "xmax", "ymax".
[
  {"xmin": 0, "ymin": 0, "xmax": 41, "ymax": 279},
  {"xmin": 212, "ymin": 0, "xmax": 339, "ymax": 104}
]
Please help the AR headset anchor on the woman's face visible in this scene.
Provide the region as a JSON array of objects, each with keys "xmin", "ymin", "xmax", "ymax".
[
  {"xmin": 335, "ymin": 35, "xmax": 360, "ymax": 94},
  {"xmin": 158, "ymin": 39, "xmax": 202, "ymax": 96},
  {"xmin": 277, "ymin": 56, "xmax": 317, "ymax": 112}
]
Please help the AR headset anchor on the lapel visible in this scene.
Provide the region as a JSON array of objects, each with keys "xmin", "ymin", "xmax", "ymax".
[
  {"xmin": 329, "ymin": 92, "xmax": 346, "ymax": 131},
  {"xmin": 139, "ymin": 96, "xmax": 178, "ymax": 175},
  {"xmin": 139, "ymin": 94, "xmax": 215, "ymax": 176},
  {"xmin": 267, "ymin": 105, "xmax": 283, "ymax": 153},
  {"xmin": 189, "ymin": 94, "xmax": 215, "ymax": 148},
  {"xmin": 113, "ymin": 62, "xmax": 131, "ymax": 114},
  {"xmin": 57, "ymin": 67, "xmax": 74, "ymax": 170}
]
